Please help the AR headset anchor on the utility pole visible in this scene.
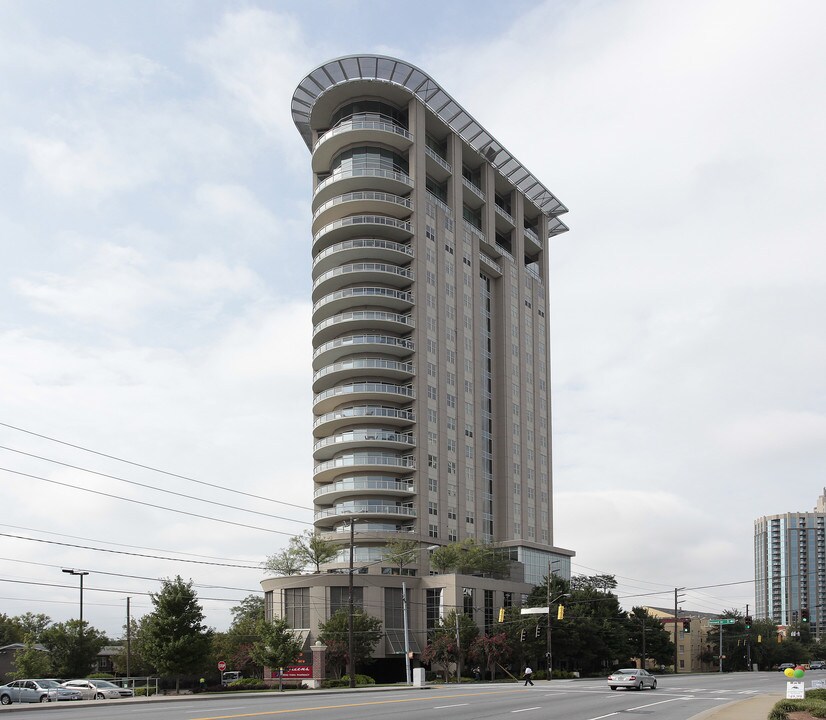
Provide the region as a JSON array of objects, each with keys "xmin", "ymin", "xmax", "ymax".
[
  {"xmin": 126, "ymin": 597, "xmax": 131, "ymax": 678},
  {"xmin": 673, "ymin": 588, "xmax": 684, "ymax": 674},
  {"xmin": 347, "ymin": 519, "xmax": 356, "ymax": 688},
  {"xmin": 454, "ymin": 609, "xmax": 462, "ymax": 684},
  {"xmin": 745, "ymin": 603, "xmax": 751, "ymax": 671},
  {"xmin": 546, "ymin": 560, "xmax": 552, "ymax": 679},
  {"xmin": 641, "ymin": 614, "xmax": 647, "ymax": 671},
  {"xmin": 402, "ymin": 581, "xmax": 411, "ymax": 685}
]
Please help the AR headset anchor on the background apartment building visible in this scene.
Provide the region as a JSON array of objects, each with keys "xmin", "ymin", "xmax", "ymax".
[
  {"xmin": 755, "ymin": 489, "xmax": 826, "ymax": 636},
  {"xmin": 263, "ymin": 54, "xmax": 573, "ymax": 672}
]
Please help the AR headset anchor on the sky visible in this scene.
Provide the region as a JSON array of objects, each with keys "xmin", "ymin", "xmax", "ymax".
[{"xmin": 1, "ymin": 0, "xmax": 825, "ymax": 637}]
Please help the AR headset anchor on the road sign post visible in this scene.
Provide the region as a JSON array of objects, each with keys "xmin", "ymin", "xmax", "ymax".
[
  {"xmin": 708, "ymin": 620, "xmax": 734, "ymax": 673},
  {"xmin": 218, "ymin": 660, "xmax": 226, "ymax": 672}
]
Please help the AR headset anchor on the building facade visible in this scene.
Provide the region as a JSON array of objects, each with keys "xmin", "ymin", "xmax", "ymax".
[
  {"xmin": 263, "ymin": 54, "xmax": 573, "ymax": 669},
  {"xmin": 755, "ymin": 489, "xmax": 826, "ymax": 635}
]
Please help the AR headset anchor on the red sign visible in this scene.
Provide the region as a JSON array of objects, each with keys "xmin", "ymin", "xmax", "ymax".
[
  {"xmin": 273, "ymin": 665, "xmax": 312, "ymax": 679},
  {"xmin": 218, "ymin": 661, "xmax": 226, "ymax": 672}
]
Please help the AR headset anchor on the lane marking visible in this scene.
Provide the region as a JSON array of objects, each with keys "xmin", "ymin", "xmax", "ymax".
[
  {"xmin": 511, "ymin": 707, "xmax": 541, "ymax": 713},
  {"xmin": 624, "ymin": 698, "xmax": 683, "ymax": 711},
  {"xmin": 583, "ymin": 713, "xmax": 619, "ymax": 720},
  {"xmin": 433, "ymin": 704, "xmax": 468, "ymax": 709}
]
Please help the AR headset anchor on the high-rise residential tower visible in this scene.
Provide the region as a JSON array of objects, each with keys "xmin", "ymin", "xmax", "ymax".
[
  {"xmin": 755, "ymin": 489, "xmax": 826, "ymax": 635},
  {"xmin": 263, "ymin": 55, "xmax": 573, "ymax": 669}
]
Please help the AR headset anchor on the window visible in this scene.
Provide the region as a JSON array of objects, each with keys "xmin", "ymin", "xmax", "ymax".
[
  {"xmin": 463, "ymin": 587, "xmax": 475, "ymax": 617},
  {"xmin": 429, "ymin": 523, "xmax": 439, "ymax": 538},
  {"xmin": 385, "ymin": 587, "xmax": 407, "ymax": 629},
  {"xmin": 447, "ymin": 394, "xmax": 457, "ymax": 409},
  {"xmin": 426, "ymin": 588, "xmax": 443, "ymax": 631},
  {"xmin": 429, "ymin": 477, "xmax": 438, "ymax": 492},
  {"xmin": 465, "ymin": 424, "xmax": 474, "ymax": 438},
  {"xmin": 331, "ymin": 586, "xmax": 362, "ymax": 615},
  {"xmin": 284, "ymin": 587, "xmax": 309, "ymax": 628},
  {"xmin": 427, "ymin": 362, "xmax": 437, "ymax": 378},
  {"xmin": 427, "ymin": 385, "xmax": 437, "ymax": 401},
  {"xmin": 429, "ymin": 501, "xmax": 438, "ymax": 516}
]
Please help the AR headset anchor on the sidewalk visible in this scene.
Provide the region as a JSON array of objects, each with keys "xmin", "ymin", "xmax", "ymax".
[{"xmin": 691, "ymin": 693, "xmax": 782, "ymax": 720}]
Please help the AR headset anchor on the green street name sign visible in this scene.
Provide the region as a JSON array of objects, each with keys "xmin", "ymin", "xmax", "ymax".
[{"xmin": 709, "ymin": 619, "xmax": 736, "ymax": 625}]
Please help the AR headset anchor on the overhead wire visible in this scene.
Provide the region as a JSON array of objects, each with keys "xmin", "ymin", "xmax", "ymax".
[{"xmin": 0, "ymin": 420, "xmax": 313, "ymax": 512}]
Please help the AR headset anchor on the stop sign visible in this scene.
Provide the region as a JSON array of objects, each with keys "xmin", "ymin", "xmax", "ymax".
[{"xmin": 218, "ymin": 661, "xmax": 226, "ymax": 672}]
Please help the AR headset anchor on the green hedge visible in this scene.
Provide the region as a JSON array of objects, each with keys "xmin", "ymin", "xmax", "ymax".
[
  {"xmin": 770, "ymin": 697, "xmax": 826, "ymax": 719},
  {"xmin": 340, "ymin": 674, "xmax": 375, "ymax": 686},
  {"xmin": 228, "ymin": 679, "xmax": 268, "ymax": 690}
]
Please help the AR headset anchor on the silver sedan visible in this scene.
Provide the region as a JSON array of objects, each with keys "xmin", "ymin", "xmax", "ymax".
[
  {"xmin": 62, "ymin": 679, "xmax": 134, "ymax": 699},
  {"xmin": 607, "ymin": 668, "xmax": 658, "ymax": 690}
]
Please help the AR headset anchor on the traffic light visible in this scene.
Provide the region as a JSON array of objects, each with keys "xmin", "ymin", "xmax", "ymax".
[
  {"xmin": 520, "ymin": 629, "xmax": 526, "ymax": 642},
  {"xmin": 802, "ymin": 609, "xmax": 810, "ymax": 623},
  {"xmin": 535, "ymin": 624, "xmax": 542, "ymax": 638},
  {"xmin": 498, "ymin": 607, "xmax": 505, "ymax": 623},
  {"xmin": 557, "ymin": 605, "xmax": 565, "ymax": 620},
  {"xmin": 682, "ymin": 620, "xmax": 691, "ymax": 633},
  {"xmin": 757, "ymin": 634, "xmax": 762, "ymax": 643},
  {"xmin": 744, "ymin": 616, "xmax": 752, "ymax": 629}
]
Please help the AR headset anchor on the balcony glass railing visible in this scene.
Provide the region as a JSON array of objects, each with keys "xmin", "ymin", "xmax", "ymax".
[
  {"xmin": 313, "ymin": 287, "xmax": 413, "ymax": 315},
  {"xmin": 313, "ymin": 335, "xmax": 414, "ymax": 360},
  {"xmin": 314, "ymin": 215, "xmax": 413, "ymax": 245},
  {"xmin": 313, "ymin": 358, "xmax": 413, "ymax": 383},
  {"xmin": 313, "ymin": 405, "xmax": 415, "ymax": 429},
  {"xmin": 462, "ymin": 176, "xmax": 484, "ymax": 200},
  {"xmin": 313, "ymin": 310, "xmax": 412, "ymax": 336},
  {"xmin": 313, "ymin": 263, "xmax": 413, "ymax": 291},
  {"xmin": 315, "ymin": 116, "xmax": 412, "ymax": 150},
  {"xmin": 426, "ymin": 191, "xmax": 452, "ymax": 217},
  {"xmin": 313, "ymin": 453, "xmax": 416, "ymax": 475},
  {"xmin": 314, "ymin": 382, "xmax": 414, "ymax": 405},
  {"xmin": 313, "ymin": 191, "xmax": 412, "ymax": 222},
  {"xmin": 315, "ymin": 504, "xmax": 417, "ymax": 520},
  {"xmin": 494, "ymin": 204, "xmax": 514, "ymax": 224},
  {"xmin": 424, "ymin": 145, "xmax": 452, "ymax": 172},
  {"xmin": 313, "ymin": 431, "xmax": 415, "ymax": 453},
  {"xmin": 314, "ymin": 168, "xmax": 413, "ymax": 198},
  {"xmin": 313, "ymin": 238, "xmax": 412, "ymax": 268}
]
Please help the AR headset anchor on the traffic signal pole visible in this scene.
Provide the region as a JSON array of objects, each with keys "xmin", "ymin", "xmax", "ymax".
[{"xmin": 745, "ymin": 604, "xmax": 752, "ymax": 670}]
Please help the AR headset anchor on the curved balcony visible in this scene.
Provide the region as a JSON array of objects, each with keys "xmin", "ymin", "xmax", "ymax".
[
  {"xmin": 313, "ymin": 381, "xmax": 414, "ymax": 415},
  {"xmin": 313, "ymin": 429, "xmax": 416, "ymax": 460},
  {"xmin": 312, "ymin": 118, "xmax": 413, "ymax": 173},
  {"xmin": 313, "ymin": 502, "xmax": 417, "ymax": 529},
  {"xmin": 312, "ymin": 358, "xmax": 414, "ymax": 393},
  {"xmin": 313, "ymin": 215, "xmax": 413, "ymax": 255},
  {"xmin": 312, "ymin": 334, "xmax": 413, "ymax": 370},
  {"xmin": 312, "ymin": 309, "xmax": 413, "ymax": 345},
  {"xmin": 313, "ymin": 452, "xmax": 415, "ymax": 484},
  {"xmin": 314, "ymin": 475, "xmax": 415, "ymax": 503},
  {"xmin": 313, "ymin": 168, "xmax": 413, "ymax": 207},
  {"xmin": 312, "ymin": 237, "xmax": 413, "ymax": 277},
  {"xmin": 313, "ymin": 405, "xmax": 414, "ymax": 437},
  {"xmin": 311, "ymin": 262, "xmax": 412, "ymax": 301},
  {"xmin": 312, "ymin": 287, "xmax": 413, "ymax": 325},
  {"xmin": 312, "ymin": 191, "xmax": 412, "ymax": 232}
]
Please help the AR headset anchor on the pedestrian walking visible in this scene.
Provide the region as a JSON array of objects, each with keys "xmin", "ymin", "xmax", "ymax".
[{"xmin": 523, "ymin": 666, "xmax": 534, "ymax": 686}]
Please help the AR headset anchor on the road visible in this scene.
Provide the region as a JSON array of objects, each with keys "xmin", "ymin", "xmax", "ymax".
[{"xmin": 0, "ymin": 672, "xmax": 793, "ymax": 720}]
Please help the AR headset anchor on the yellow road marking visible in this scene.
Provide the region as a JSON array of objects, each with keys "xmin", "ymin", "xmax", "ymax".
[{"xmin": 191, "ymin": 688, "xmax": 523, "ymax": 720}]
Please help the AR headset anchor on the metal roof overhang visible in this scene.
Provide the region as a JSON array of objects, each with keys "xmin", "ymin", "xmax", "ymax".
[{"xmin": 292, "ymin": 55, "xmax": 568, "ymax": 221}]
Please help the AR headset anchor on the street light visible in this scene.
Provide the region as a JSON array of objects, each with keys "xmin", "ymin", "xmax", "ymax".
[
  {"xmin": 403, "ymin": 544, "xmax": 438, "ymax": 685},
  {"xmin": 62, "ymin": 569, "xmax": 89, "ymax": 625}
]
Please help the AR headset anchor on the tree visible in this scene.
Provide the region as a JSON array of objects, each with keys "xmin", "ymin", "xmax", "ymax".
[
  {"xmin": 469, "ymin": 632, "xmax": 512, "ymax": 681},
  {"xmin": 40, "ymin": 620, "xmax": 107, "ymax": 678},
  {"xmin": 427, "ymin": 540, "xmax": 508, "ymax": 578},
  {"xmin": 250, "ymin": 617, "xmax": 304, "ymax": 691},
  {"xmin": 16, "ymin": 613, "xmax": 51, "ymax": 641},
  {"xmin": 141, "ymin": 576, "xmax": 213, "ymax": 693},
  {"xmin": 422, "ymin": 610, "xmax": 478, "ymax": 680},
  {"xmin": 383, "ymin": 538, "xmax": 420, "ymax": 574},
  {"xmin": 11, "ymin": 635, "xmax": 52, "ymax": 679},
  {"xmin": 429, "ymin": 545, "xmax": 458, "ymax": 574},
  {"xmin": 212, "ymin": 595, "xmax": 266, "ymax": 679},
  {"xmin": 112, "ymin": 617, "xmax": 153, "ymax": 677},
  {"xmin": 317, "ymin": 609, "xmax": 383, "ymax": 679},
  {"xmin": 290, "ymin": 531, "xmax": 338, "ymax": 573},
  {"xmin": 263, "ymin": 548, "xmax": 304, "ymax": 576},
  {"xmin": 627, "ymin": 607, "xmax": 674, "ymax": 666},
  {"xmin": 0, "ymin": 614, "xmax": 23, "ymax": 647}
]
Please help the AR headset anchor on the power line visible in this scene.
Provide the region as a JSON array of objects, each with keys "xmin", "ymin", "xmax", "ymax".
[
  {"xmin": 0, "ymin": 444, "xmax": 311, "ymax": 526},
  {"xmin": 0, "ymin": 523, "xmax": 257, "ymax": 564},
  {"xmin": 0, "ymin": 531, "xmax": 263, "ymax": 568},
  {"xmin": 0, "ymin": 420, "xmax": 313, "ymax": 512},
  {"xmin": 0, "ymin": 466, "xmax": 301, "ymax": 537}
]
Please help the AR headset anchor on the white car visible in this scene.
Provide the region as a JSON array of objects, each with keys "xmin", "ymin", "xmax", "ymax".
[
  {"xmin": 61, "ymin": 679, "xmax": 134, "ymax": 700},
  {"xmin": 0, "ymin": 679, "xmax": 82, "ymax": 704},
  {"xmin": 607, "ymin": 668, "xmax": 658, "ymax": 691}
]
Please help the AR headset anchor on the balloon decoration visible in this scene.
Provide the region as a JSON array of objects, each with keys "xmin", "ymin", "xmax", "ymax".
[
  {"xmin": 785, "ymin": 667, "xmax": 795, "ymax": 678},
  {"xmin": 794, "ymin": 666, "xmax": 806, "ymax": 679}
]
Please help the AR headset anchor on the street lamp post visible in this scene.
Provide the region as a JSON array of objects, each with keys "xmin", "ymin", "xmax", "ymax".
[
  {"xmin": 62, "ymin": 569, "xmax": 89, "ymax": 625},
  {"xmin": 347, "ymin": 520, "xmax": 356, "ymax": 688},
  {"xmin": 546, "ymin": 591, "xmax": 569, "ymax": 681}
]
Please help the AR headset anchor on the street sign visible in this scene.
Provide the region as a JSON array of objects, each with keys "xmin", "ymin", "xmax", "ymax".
[
  {"xmin": 218, "ymin": 660, "xmax": 227, "ymax": 672},
  {"xmin": 520, "ymin": 607, "xmax": 548, "ymax": 615},
  {"xmin": 709, "ymin": 619, "xmax": 736, "ymax": 625}
]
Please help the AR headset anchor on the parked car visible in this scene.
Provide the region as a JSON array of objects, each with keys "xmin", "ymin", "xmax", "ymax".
[
  {"xmin": 810, "ymin": 661, "xmax": 826, "ymax": 670},
  {"xmin": 0, "ymin": 679, "xmax": 82, "ymax": 704},
  {"xmin": 62, "ymin": 679, "xmax": 134, "ymax": 699},
  {"xmin": 778, "ymin": 663, "xmax": 797, "ymax": 671},
  {"xmin": 608, "ymin": 668, "xmax": 658, "ymax": 691}
]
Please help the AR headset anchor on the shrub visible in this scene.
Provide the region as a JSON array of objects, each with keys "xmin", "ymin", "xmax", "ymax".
[
  {"xmin": 340, "ymin": 674, "xmax": 375, "ymax": 686},
  {"xmin": 229, "ymin": 678, "xmax": 267, "ymax": 690}
]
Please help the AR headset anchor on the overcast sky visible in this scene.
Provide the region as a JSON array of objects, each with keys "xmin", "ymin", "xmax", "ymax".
[{"xmin": 1, "ymin": 0, "xmax": 824, "ymax": 637}]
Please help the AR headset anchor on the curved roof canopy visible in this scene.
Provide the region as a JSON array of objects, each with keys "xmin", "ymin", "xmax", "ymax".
[{"xmin": 292, "ymin": 55, "xmax": 568, "ymax": 221}]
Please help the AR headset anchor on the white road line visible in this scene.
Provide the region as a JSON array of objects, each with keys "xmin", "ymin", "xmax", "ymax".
[
  {"xmin": 624, "ymin": 698, "xmax": 684, "ymax": 711},
  {"xmin": 511, "ymin": 707, "xmax": 542, "ymax": 713},
  {"xmin": 433, "ymin": 704, "xmax": 469, "ymax": 709},
  {"xmin": 583, "ymin": 713, "xmax": 619, "ymax": 720}
]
